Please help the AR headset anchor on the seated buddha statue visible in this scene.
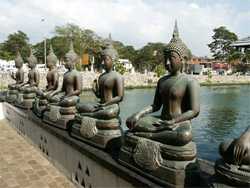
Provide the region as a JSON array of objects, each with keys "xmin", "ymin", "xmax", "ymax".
[
  {"xmin": 43, "ymin": 42, "xmax": 82, "ymax": 129},
  {"xmin": 15, "ymin": 50, "xmax": 40, "ymax": 109},
  {"xmin": 6, "ymin": 52, "xmax": 24, "ymax": 103},
  {"xmin": 119, "ymin": 21, "xmax": 201, "ymax": 188},
  {"xmin": 213, "ymin": 125, "xmax": 250, "ymax": 187},
  {"xmin": 71, "ymin": 34, "xmax": 124, "ymax": 149},
  {"xmin": 33, "ymin": 45, "xmax": 59, "ymax": 117}
]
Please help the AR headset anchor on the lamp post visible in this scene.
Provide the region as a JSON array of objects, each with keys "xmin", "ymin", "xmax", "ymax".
[{"xmin": 42, "ymin": 19, "xmax": 46, "ymax": 64}]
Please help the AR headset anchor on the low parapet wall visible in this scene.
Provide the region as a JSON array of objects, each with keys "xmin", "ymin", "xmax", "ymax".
[{"xmin": 1, "ymin": 102, "xmax": 214, "ymax": 187}]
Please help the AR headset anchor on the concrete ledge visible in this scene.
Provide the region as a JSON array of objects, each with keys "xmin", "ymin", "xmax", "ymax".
[
  {"xmin": 1, "ymin": 102, "xmax": 215, "ymax": 187},
  {"xmin": 2, "ymin": 102, "xmax": 161, "ymax": 187}
]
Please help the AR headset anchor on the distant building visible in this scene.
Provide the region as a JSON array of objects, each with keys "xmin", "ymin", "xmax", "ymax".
[{"xmin": 117, "ymin": 58, "xmax": 133, "ymax": 70}]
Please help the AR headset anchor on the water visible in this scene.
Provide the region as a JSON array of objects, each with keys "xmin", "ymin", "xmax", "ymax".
[{"xmin": 80, "ymin": 85, "xmax": 250, "ymax": 162}]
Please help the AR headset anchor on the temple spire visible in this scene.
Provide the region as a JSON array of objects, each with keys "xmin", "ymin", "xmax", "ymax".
[
  {"xmin": 173, "ymin": 20, "xmax": 179, "ymax": 38},
  {"xmin": 50, "ymin": 45, "xmax": 53, "ymax": 53},
  {"xmin": 107, "ymin": 33, "xmax": 113, "ymax": 46},
  {"xmin": 70, "ymin": 40, "xmax": 73, "ymax": 50},
  {"xmin": 30, "ymin": 48, "xmax": 33, "ymax": 56}
]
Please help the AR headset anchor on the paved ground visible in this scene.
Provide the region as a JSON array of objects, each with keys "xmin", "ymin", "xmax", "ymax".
[{"xmin": 0, "ymin": 119, "xmax": 76, "ymax": 188}]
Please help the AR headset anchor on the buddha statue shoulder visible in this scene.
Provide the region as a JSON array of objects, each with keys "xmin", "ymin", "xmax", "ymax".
[
  {"xmin": 126, "ymin": 21, "xmax": 200, "ymax": 146},
  {"xmin": 47, "ymin": 42, "xmax": 82, "ymax": 107}
]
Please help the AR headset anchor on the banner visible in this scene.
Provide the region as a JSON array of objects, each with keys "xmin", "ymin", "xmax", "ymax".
[{"xmin": 79, "ymin": 53, "xmax": 89, "ymax": 65}]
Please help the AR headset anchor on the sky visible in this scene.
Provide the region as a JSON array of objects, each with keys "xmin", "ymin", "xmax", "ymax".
[{"xmin": 0, "ymin": 0, "xmax": 250, "ymax": 58}]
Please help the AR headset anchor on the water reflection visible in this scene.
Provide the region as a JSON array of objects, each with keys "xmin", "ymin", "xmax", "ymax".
[{"xmin": 79, "ymin": 85, "xmax": 250, "ymax": 162}]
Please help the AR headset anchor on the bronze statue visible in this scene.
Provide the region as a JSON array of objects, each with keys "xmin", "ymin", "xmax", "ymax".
[
  {"xmin": 6, "ymin": 52, "xmax": 24, "ymax": 103},
  {"xmin": 213, "ymin": 125, "xmax": 250, "ymax": 187},
  {"xmin": 118, "ymin": 21, "xmax": 201, "ymax": 187},
  {"xmin": 71, "ymin": 34, "xmax": 124, "ymax": 149},
  {"xmin": 14, "ymin": 49, "xmax": 40, "ymax": 109},
  {"xmin": 33, "ymin": 45, "xmax": 59, "ymax": 117},
  {"xmin": 43, "ymin": 42, "xmax": 82, "ymax": 129}
]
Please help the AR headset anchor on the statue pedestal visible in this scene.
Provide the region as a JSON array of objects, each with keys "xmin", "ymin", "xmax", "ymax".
[
  {"xmin": 213, "ymin": 158, "xmax": 250, "ymax": 187},
  {"xmin": 14, "ymin": 93, "xmax": 36, "ymax": 110},
  {"xmin": 32, "ymin": 97, "xmax": 47, "ymax": 117},
  {"xmin": 43, "ymin": 105, "xmax": 76, "ymax": 130},
  {"xmin": 6, "ymin": 90, "xmax": 18, "ymax": 103},
  {"xmin": 118, "ymin": 131, "xmax": 202, "ymax": 188},
  {"xmin": 71, "ymin": 114, "xmax": 121, "ymax": 149}
]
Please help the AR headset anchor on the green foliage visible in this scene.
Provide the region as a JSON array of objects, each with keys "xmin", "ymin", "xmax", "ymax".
[
  {"xmin": 243, "ymin": 48, "xmax": 250, "ymax": 64},
  {"xmin": 134, "ymin": 42, "xmax": 165, "ymax": 72},
  {"xmin": 76, "ymin": 63, "xmax": 84, "ymax": 71},
  {"xmin": 115, "ymin": 63, "xmax": 126, "ymax": 75},
  {"xmin": 113, "ymin": 41, "xmax": 137, "ymax": 63},
  {"xmin": 206, "ymin": 70, "xmax": 212, "ymax": 83},
  {"xmin": 0, "ymin": 30, "xmax": 31, "ymax": 61},
  {"xmin": 154, "ymin": 64, "xmax": 166, "ymax": 77},
  {"xmin": 207, "ymin": 26, "xmax": 238, "ymax": 62},
  {"xmin": 52, "ymin": 23, "xmax": 104, "ymax": 70}
]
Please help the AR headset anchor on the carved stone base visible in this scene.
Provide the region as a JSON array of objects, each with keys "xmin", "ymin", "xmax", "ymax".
[
  {"xmin": 71, "ymin": 114, "xmax": 121, "ymax": 149},
  {"xmin": 32, "ymin": 98, "xmax": 47, "ymax": 117},
  {"xmin": 214, "ymin": 158, "xmax": 250, "ymax": 187},
  {"xmin": 118, "ymin": 131, "xmax": 201, "ymax": 188},
  {"xmin": 6, "ymin": 90, "xmax": 17, "ymax": 103},
  {"xmin": 43, "ymin": 105, "xmax": 76, "ymax": 130},
  {"xmin": 14, "ymin": 93, "xmax": 35, "ymax": 110}
]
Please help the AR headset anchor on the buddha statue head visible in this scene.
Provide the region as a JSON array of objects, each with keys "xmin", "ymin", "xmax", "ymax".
[
  {"xmin": 101, "ymin": 33, "xmax": 119, "ymax": 64},
  {"xmin": 46, "ymin": 45, "xmax": 58, "ymax": 68},
  {"xmin": 64, "ymin": 41, "xmax": 78, "ymax": 69},
  {"xmin": 15, "ymin": 51, "xmax": 24, "ymax": 68},
  {"xmin": 27, "ymin": 49, "xmax": 37, "ymax": 68},
  {"xmin": 164, "ymin": 21, "xmax": 189, "ymax": 72}
]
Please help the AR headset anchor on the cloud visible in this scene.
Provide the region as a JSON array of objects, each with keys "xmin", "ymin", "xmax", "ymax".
[{"xmin": 0, "ymin": 0, "xmax": 249, "ymax": 57}]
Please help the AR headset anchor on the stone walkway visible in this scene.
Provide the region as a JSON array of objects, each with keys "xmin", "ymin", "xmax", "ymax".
[{"xmin": 0, "ymin": 119, "xmax": 76, "ymax": 188}]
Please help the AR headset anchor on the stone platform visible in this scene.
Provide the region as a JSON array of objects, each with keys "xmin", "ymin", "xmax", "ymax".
[{"xmin": 0, "ymin": 102, "xmax": 218, "ymax": 187}]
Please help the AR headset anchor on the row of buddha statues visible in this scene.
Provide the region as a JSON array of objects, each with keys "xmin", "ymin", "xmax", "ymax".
[{"xmin": 5, "ymin": 21, "xmax": 249, "ymax": 187}]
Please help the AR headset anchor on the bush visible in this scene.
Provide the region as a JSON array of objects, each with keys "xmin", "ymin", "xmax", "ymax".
[
  {"xmin": 154, "ymin": 64, "xmax": 165, "ymax": 77},
  {"xmin": 115, "ymin": 63, "xmax": 126, "ymax": 75},
  {"xmin": 76, "ymin": 63, "xmax": 84, "ymax": 71}
]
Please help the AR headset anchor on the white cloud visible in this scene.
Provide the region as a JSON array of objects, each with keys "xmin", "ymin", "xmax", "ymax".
[{"xmin": 0, "ymin": 0, "xmax": 249, "ymax": 57}]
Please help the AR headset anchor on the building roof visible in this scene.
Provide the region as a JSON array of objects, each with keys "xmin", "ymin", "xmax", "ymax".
[{"xmin": 230, "ymin": 36, "xmax": 250, "ymax": 48}]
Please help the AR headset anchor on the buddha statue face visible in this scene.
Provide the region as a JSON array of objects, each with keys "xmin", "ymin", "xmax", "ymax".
[
  {"xmin": 28, "ymin": 60, "xmax": 35, "ymax": 69},
  {"xmin": 64, "ymin": 57, "xmax": 73, "ymax": 70},
  {"xmin": 15, "ymin": 61, "xmax": 22, "ymax": 69},
  {"xmin": 101, "ymin": 55, "xmax": 113, "ymax": 70},
  {"xmin": 46, "ymin": 59, "xmax": 52, "ymax": 69},
  {"xmin": 164, "ymin": 51, "xmax": 182, "ymax": 73}
]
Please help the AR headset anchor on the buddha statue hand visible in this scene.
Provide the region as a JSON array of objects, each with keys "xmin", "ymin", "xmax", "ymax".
[
  {"xmin": 47, "ymin": 93, "xmax": 53, "ymax": 100},
  {"xmin": 94, "ymin": 103, "xmax": 105, "ymax": 108},
  {"xmin": 60, "ymin": 95, "xmax": 66, "ymax": 100},
  {"xmin": 126, "ymin": 113, "xmax": 140, "ymax": 130},
  {"xmin": 233, "ymin": 133, "xmax": 250, "ymax": 165},
  {"xmin": 153, "ymin": 119, "xmax": 175, "ymax": 126}
]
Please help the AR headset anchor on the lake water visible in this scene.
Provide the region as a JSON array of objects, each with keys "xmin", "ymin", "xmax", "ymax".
[{"xmin": 80, "ymin": 85, "xmax": 250, "ymax": 162}]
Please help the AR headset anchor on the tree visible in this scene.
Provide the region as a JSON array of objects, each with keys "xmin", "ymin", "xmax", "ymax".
[
  {"xmin": 133, "ymin": 42, "xmax": 165, "ymax": 72},
  {"xmin": 115, "ymin": 63, "xmax": 126, "ymax": 75},
  {"xmin": 207, "ymin": 26, "xmax": 238, "ymax": 73},
  {"xmin": 0, "ymin": 30, "xmax": 31, "ymax": 61},
  {"xmin": 154, "ymin": 64, "xmax": 166, "ymax": 77},
  {"xmin": 113, "ymin": 41, "xmax": 137, "ymax": 64},
  {"xmin": 52, "ymin": 23, "xmax": 104, "ymax": 69}
]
